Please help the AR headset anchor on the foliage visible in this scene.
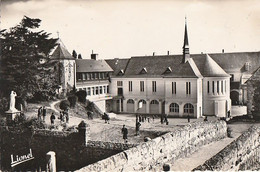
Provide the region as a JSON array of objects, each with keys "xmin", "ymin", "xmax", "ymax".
[
  {"xmin": 0, "ymin": 97, "xmax": 9, "ymax": 114},
  {"xmin": 68, "ymin": 95, "xmax": 78, "ymax": 108},
  {"xmin": 60, "ymin": 100, "xmax": 70, "ymax": 111},
  {"xmin": 78, "ymin": 54, "xmax": 82, "ymax": 59},
  {"xmin": 76, "ymin": 90, "xmax": 87, "ymax": 103},
  {"xmin": 0, "ymin": 16, "xmax": 58, "ymax": 101},
  {"xmin": 252, "ymin": 80, "xmax": 260, "ymax": 113},
  {"xmin": 72, "ymin": 50, "xmax": 77, "ymax": 59}
]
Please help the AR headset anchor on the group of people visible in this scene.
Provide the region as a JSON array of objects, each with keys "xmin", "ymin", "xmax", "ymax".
[
  {"xmin": 136, "ymin": 114, "xmax": 155, "ymax": 123},
  {"xmin": 38, "ymin": 106, "xmax": 47, "ymax": 122},
  {"xmin": 59, "ymin": 110, "xmax": 69, "ymax": 123}
]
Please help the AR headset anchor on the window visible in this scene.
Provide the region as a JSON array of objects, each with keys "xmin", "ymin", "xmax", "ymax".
[
  {"xmin": 140, "ymin": 81, "xmax": 144, "ymax": 92},
  {"xmin": 86, "ymin": 73, "xmax": 90, "ymax": 80},
  {"xmin": 184, "ymin": 103, "xmax": 194, "ymax": 114},
  {"xmin": 99, "ymin": 73, "xmax": 102, "ymax": 79},
  {"xmin": 225, "ymin": 80, "xmax": 227, "ymax": 93},
  {"xmin": 107, "ymin": 86, "xmax": 109, "ymax": 93},
  {"xmin": 117, "ymin": 81, "xmax": 123, "ymax": 86},
  {"xmin": 87, "ymin": 87, "xmax": 91, "ymax": 96},
  {"xmin": 230, "ymin": 74, "xmax": 234, "ymax": 82},
  {"xmin": 150, "ymin": 100, "xmax": 159, "ymax": 104},
  {"xmin": 82, "ymin": 73, "xmax": 86, "ymax": 80},
  {"xmin": 169, "ymin": 103, "xmax": 179, "ymax": 113},
  {"xmin": 152, "ymin": 81, "xmax": 156, "ymax": 92},
  {"xmin": 76, "ymin": 73, "xmax": 82, "ymax": 81},
  {"xmin": 91, "ymin": 73, "xmax": 95, "ymax": 80},
  {"xmin": 221, "ymin": 81, "xmax": 224, "ymax": 94},
  {"xmin": 99, "ymin": 86, "xmax": 103, "ymax": 94},
  {"xmin": 127, "ymin": 99, "xmax": 134, "ymax": 104},
  {"xmin": 186, "ymin": 82, "xmax": 191, "ymax": 95},
  {"xmin": 172, "ymin": 82, "xmax": 176, "ymax": 94},
  {"xmin": 103, "ymin": 86, "xmax": 106, "ymax": 94},
  {"xmin": 207, "ymin": 81, "xmax": 210, "ymax": 93},
  {"xmin": 217, "ymin": 81, "xmax": 219, "ymax": 94},
  {"xmin": 96, "ymin": 86, "xmax": 99, "ymax": 95},
  {"xmin": 95, "ymin": 73, "xmax": 98, "ymax": 79},
  {"xmin": 129, "ymin": 81, "xmax": 132, "ymax": 92},
  {"xmin": 212, "ymin": 81, "xmax": 215, "ymax": 94},
  {"xmin": 92, "ymin": 87, "xmax": 95, "ymax": 95}
]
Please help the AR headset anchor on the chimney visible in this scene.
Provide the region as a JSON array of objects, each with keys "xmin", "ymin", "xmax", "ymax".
[
  {"xmin": 91, "ymin": 50, "xmax": 98, "ymax": 60},
  {"xmin": 222, "ymin": 49, "xmax": 224, "ymax": 53},
  {"xmin": 167, "ymin": 51, "xmax": 170, "ymax": 55},
  {"xmin": 153, "ymin": 52, "xmax": 155, "ymax": 56}
]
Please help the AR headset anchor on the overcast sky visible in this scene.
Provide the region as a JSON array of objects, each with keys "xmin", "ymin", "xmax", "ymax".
[{"xmin": 1, "ymin": 0, "xmax": 260, "ymax": 59}]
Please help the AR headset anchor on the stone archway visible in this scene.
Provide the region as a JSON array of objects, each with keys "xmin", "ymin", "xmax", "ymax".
[{"xmin": 230, "ymin": 90, "xmax": 239, "ymax": 105}]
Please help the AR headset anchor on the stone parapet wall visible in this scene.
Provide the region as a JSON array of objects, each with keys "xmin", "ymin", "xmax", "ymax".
[
  {"xmin": 87, "ymin": 140, "xmax": 137, "ymax": 150},
  {"xmin": 194, "ymin": 125, "xmax": 260, "ymax": 171},
  {"xmin": 77, "ymin": 121, "xmax": 227, "ymax": 171}
]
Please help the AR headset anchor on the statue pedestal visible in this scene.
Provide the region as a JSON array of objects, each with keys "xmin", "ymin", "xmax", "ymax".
[{"xmin": 5, "ymin": 109, "xmax": 21, "ymax": 124}]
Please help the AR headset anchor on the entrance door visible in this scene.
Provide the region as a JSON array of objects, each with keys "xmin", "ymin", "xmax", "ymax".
[
  {"xmin": 118, "ymin": 88, "xmax": 123, "ymax": 96},
  {"xmin": 230, "ymin": 91, "xmax": 239, "ymax": 105}
]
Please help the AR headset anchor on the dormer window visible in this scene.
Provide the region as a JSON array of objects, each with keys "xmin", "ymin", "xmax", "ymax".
[
  {"xmin": 245, "ymin": 62, "xmax": 250, "ymax": 71},
  {"xmin": 118, "ymin": 69, "xmax": 124, "ymax": 76},
  {"xmin": 140, "ymin": 67, "xmax": 147, "ymax": 74},
  {"xmin": 164, "ymin": 67, "xmax": 172, "ymax": 74}
]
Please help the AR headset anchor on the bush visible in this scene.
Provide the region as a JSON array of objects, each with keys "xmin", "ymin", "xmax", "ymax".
[
  {"xmin": 0, "ymin": 97, "xmax": 8, "ymax": 114},
  {"xmin": 68, "ymin": 95, "xmax": 78, "ymax": 108},
  {"xmin": 60, "ymin": 100, "xmax": 70, "ymax": 111},
  {"xmin": 76, "ymin": 90, "xmax": 87, "ymax": 103}
]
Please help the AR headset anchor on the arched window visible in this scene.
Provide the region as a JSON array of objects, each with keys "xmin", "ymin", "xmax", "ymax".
[
  {"xmin": 127, "ymin": 99, "xmax": 134, "ymax": 104},
  {"xmin": 184, "ymin": 103, "xmax": 194, "ymax": 114},
  {"xmin": 169, "ymin": 103, "xmax": 179, "ymax": 113},
  {"xmin": 150, "ymin": 100, "xmax": 159, "ymax": 104},
  {"xmin": 138, "ymin": 99, "xmax": 146, "ymax": 104}
]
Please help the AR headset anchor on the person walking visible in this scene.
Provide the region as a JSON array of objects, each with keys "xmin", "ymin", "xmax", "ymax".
[
  {"xmin": 136, "ymin": 121, "xmax": 141, "ymax": 136},
  {"xmin": 59, "ymin": 111, "xmax": 64, "ymax": 123},
  {"xmin": 38, "ymin": 106, "xmax": 42, "ymax": 121},
  {"xmin": 187, "ymin": 114, "xmax": 190, "ymax": 123},
  {"xmin": 121, "ymin": 125, "xmax": 128, "ymax": 143},
  {"xmin": 42, "ymin": 106, "xmax": 46, "ymax": 122},
  {"xmin": 204, "ymin": 116, "xmax": 208, "ymax": 122},
  {"xmin": 50, "ymin": 113, "xmax": 56, "ymax": 125}
]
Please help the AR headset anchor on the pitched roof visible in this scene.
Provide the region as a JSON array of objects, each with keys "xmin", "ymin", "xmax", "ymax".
[
  {"xmin": 50, "ymin": 39, "xmax": 74, "ymax": 60},
  {"xmin": 193, "ymin": 54, "xmax": 230, "ymax": 77},
  {"xmin": 111, "ymin": 55, "xmax": 201, "ymax": 78},
  {"xmin": 105, "ymin": 58, "xmax": 130, "ymax": 75},
  {"xmin": 76, "ymin": 59, "xmax": 113, "ymax": 73}
]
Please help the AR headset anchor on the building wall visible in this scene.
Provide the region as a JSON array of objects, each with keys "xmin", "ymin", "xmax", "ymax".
[
  {"xmin": 110, "ymin": 77, "xmax": 202, "ymax": 117},
  {"xmin": 202, "ymin": 77, "xmax": 231, "ymax": 117},
  {"xmin": 61, "ymin": 59, "xmax": 75, "ymax": 92}
]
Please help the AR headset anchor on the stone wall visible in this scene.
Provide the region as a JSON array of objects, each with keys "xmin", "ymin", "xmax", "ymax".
[
  {"xmin": 0, "ymin": 126, "xmax": 135, "ymax": 171},
  {"xmin": 194, "ymin": 125, "xmax": 260, "ymax": 171},
  {"xmin": 77, "ymin": 121, "xmax": 227, "ymax": 171}
]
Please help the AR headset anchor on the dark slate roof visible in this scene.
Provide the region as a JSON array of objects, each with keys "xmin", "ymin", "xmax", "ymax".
[
  {"xmin": 192, "ymin": 54, "xmax": 230, "ymax": 77},
  {"xmin": 76, "ymin": 59, "xmax": 113, "ymax": 73},
  {"xmin": 50, "ymin": 40, "xmax": 74, "ymax": 60},
  {"xmin": 105, "ymin": 51, "xmax": 260, "ymax": 78},
  {"xmin": 105, "ymin": 58, "xmax": 130, "ymax": 75},
  {"xmin": 208, "ymin": 52, "xmax": 260, "ymax": 74},
  {"xmin": 109, "ymin": 55, "xmax": 200, "ymax": 78}
]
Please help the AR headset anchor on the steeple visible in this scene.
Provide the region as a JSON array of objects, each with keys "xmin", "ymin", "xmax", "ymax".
[{"xmin": 182, "ymin": 17, "xmax": 190, "ymax": 63}]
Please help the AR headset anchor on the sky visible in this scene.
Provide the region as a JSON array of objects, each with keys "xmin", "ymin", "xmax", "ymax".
[{"xmin": 1, "ymin": 0, "xmax": 260, "ymax": 59}]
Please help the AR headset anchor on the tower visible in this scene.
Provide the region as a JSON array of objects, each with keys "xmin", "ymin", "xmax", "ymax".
[{"xmin": 182, "ymin": 17, "xmax": 190, "ymax": 63}]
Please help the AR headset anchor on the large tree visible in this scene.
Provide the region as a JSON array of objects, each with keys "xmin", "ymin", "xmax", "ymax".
[{"xmin": 0, "ymin": 16, "xmax": 58, "ymax": 101}]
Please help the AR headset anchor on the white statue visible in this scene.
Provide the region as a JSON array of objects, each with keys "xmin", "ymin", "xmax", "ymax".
[{"xmin": 9, "ymin": 91, "xmax": 17, "ymax": 111}]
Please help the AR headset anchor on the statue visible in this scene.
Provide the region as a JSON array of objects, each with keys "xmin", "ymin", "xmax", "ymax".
[{"xmin": 9, "ymin": 91, "xmax": 17, "ymax": 111}]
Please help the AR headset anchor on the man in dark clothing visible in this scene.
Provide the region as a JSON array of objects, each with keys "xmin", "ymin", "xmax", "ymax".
[
  {"xmin": 121, "ymin": 125, "xmax": 128, "ymax": 143},
  {"xmin": 204, "ymin": 116, "xmax": 208, "ymax": 122},
  {"xmin": 187, "ymin": 114, "xmax": 190, "ymax": 123},
  {"xmin": 136, "ymin": 121, "xmax": 141, "ymax": 136},
  {"xmin": 42, "ymin": 106, "xmax": 46, "ymax": 122},
  {"xmin": 161, "ymin": 115, "xmax": 164, "ymax": 124},
  {"xmin": 50, "ymin": 113, "xmax": 55, "ymax": 125},
  {"xmin": 104, "ymin": 112, "xmax": 110, "ymax": 124},
  {"xmin": 38, "ymin": 106, "xmax": 42, "ymax": 121}
]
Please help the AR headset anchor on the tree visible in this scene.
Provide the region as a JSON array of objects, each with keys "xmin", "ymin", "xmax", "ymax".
[
  {"xmin": 0, "ymin": 16, "xmax": 58, "ymax": 101},
  {"xmin": 76, "ymin": 90, "xmax": 87, "ymax": 103},
  {"xmin": 60, "ymin": 100, "xmax": 70, "ymax": 111},
  {"xmin": 78, "ymin": 54, "xmax": 82, "ymax": 59},
  {"xmin": 72, "ymin": 50, "xmax": 77, "ymax": 59}
]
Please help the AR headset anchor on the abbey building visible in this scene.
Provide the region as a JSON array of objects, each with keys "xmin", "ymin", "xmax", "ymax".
[{"xmin": 50, "ymin": 21, "xmax": 260, "ymax": 118}]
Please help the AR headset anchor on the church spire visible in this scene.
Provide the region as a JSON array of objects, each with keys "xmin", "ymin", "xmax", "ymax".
[{"xmin": 182, "ymin": 17, "xmax": 190, "ymax": 63}]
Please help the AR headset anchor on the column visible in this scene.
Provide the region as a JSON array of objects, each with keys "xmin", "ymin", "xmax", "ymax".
[
  {"xmin": 134, "ymin": 100, "xmax": 138, "ymax": 113},
  {"xmin": 146, "ymin": 99, "xmax": 150, "ymax": 114},
  {"xmin": 119, "ymin": 99, "xmax": 122, "ymax": 112},
  {"xmin": 159, "ymin": 100, "xmax": 162, "ymax": 114}
]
